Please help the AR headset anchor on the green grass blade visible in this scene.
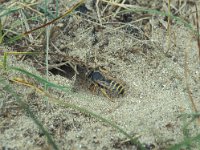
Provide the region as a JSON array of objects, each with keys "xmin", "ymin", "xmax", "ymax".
[
  {"xmin": 0, "ymin": 7, "xmax": 21, "ymax": 18},
  {"xmin": 9, "ymin": 66, "xmax": 145, "ymax": 149},
  {"xmin": 0, "ymin": 18, "xmax": 2, "ymax": 43},
  {"xmin": 10, "ymin": 66, "xmax": 70, "ymax": 92},
  {"xmin": 3, "ymin": 52, "xmax": 7, "ymax": 70},
  {"xmin": 0, "ymin": 77, "xmax": 59, "ymax": 150},
  {"xmin": 7, "ymin": 0, "xmax": 85, "ymax": 44},
  {"xmin": 56, "ymin": 101, "xmax": 146, "ymax": 150},
  {"xmin": 118, "ymin": 7, "xmax": 195, "ymax": 33},
  {"xmin": 168, "ymin": 134, "xmax": 200, "ymax": 150}
]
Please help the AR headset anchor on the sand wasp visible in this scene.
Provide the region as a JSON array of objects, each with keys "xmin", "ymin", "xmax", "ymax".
[{"xmin": 86, "ymin": 66, "xmax": 126, "ymax": 99}]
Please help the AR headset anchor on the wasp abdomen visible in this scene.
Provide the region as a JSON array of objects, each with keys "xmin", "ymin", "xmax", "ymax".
[{"xmin": 107, "ymin": 80, "xmax": 125, "ymax": 95}]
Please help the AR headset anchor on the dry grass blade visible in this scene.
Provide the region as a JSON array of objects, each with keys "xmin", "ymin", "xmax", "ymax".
[
  {"xmin": 184, "ymin": 46, "xmax": 200, "ymax": 124},
  {"xmin": 195, "ymin": 3, "xmax": 200, "ymax": 60},
  {"xmin": 96, "ymin": 0, "xmax": 102, "ymax": 25},
  {"xmin": 113, "ymin": 0, "xmax": 126, "ymax": 17},
  {"xmin": 2, "ymin": 51, "xmax": 40, "ymax": 70},
  {"xmin": 10, "ymin": 73, "xmax": 145, "ymax": 150},
  {"xmin": 101, "ymin": 0, "xmax": 143, "ymax": 10},
  {"xmin": 167, "ymin": 0, "xmax": 171, "ymax": 52},
  {"xmin": 18, "ymin": 1, "xmax": 44, "ymax": 16},
  {"xmin": 1, "ymin": 77, "xmax": 59, "ymax": 150},
  {"xmin": 20, "ymin": 10, "xmax": 34, "ymax": 42},
  {"xmin": 8, "ymin": 0, "xmax": 85, "ymax": 43},
  {"xmin": 10, "ymin": 77, "xmax": 44, "ymax": 94},
  {"xmin": 23, "ymin": 0, "xmax": 85, "ymax": 36}
]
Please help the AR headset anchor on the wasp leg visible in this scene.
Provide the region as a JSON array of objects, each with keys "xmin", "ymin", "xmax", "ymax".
[
  {"xmin": 100, "ymin": 88, "xmax": 113, "ymax": 101},
  {"xmin": 93, "ymin": 84, "xmax": 98, "ymax": 93},
  {"xmin": 89, "ymin": 83, "xmax": 98, "ymax": 94}
]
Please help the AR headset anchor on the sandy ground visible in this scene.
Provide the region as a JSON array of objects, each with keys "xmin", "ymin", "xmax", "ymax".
[{"xmin": 1, "ymin": 0, "xmax": 200, "ymax": 150}]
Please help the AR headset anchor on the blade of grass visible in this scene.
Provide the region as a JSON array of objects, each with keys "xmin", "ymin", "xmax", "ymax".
[
  {"xmin": 0, "ymin": 18, "xmax": 3, "ymax": 43},
  {"xmin": 55, "ymin": 0, "xmax": 59, "ymax": 17},
  {"xmin": 102, "ymin": 0, "xmax": 195, "ymax": 33},
  {"xmin": 10, "ymin": 66, "xmax": 71, "ymax": 92},
  {"xmin": 38, "ymin": 6, "xmax": 55, "ymax": 19},
  {"xmin": 168, "ymin": 134, "xmax": 200, "ymax": 150},
  {"xmin": 1, "ymin": 15, "xmax": 39, "ymax": 44},
  {"xmin": 0, "ymin": 6, "xmax": 21, "ymax": 18},
  {"xmin": 8, "ymin": 0, "xmax": 86, "ymax": 44},
  {"xmin": 3, "ymin": 51, "xmax": 7, "ymax": 69},
  {"xmin": 2, "ymin": 51, "xmax": 41, "ymax": 70},
  {"xmin": 184, "ymin": 47, "xmax": 200, "ymax": 124},
  {"xmin": 20, "ymin": 9, "xmax": 34, "ymax": 42},
  {"xmin": 10, "ymin": 76, "xmax": 146, "ymax": 150},
  {"xmin": 0, "ymin": 77, "xmax": 59, "ymax": 150},
  {"xmin": 195, "ymin": 3, "xmax": 200, "ymax": 60},
  {"xmin": 10, "ymin": 66, "xmax": 94, "ymax": 102},
  {"xmin": 54, "ymin": 98, "xmax": 146, "ymax": 149},
  {"xmin": 167, "ymin": 0, "xmax": 171, "ymax": 52},
  {"xmin": 45, "ymin": 25, "xmax": 50, "ymax": 90}
]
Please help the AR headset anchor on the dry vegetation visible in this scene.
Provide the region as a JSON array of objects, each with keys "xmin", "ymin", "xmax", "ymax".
[{"xmin": 1, "ymin": 0, "xmax": 200, "ymax": 150}]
